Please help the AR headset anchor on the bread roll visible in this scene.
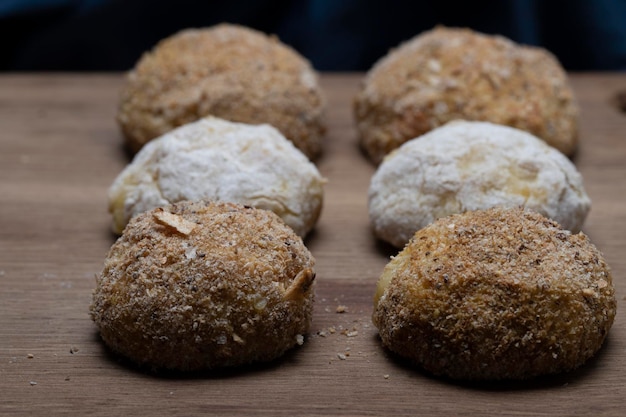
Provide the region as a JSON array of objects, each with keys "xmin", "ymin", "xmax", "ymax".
[
  {"xmin": 355, "ymin": 26, "xmax": 578, "ymax": 164},
  {"xmin": 373, "ymin": 207, "xmax": 615, "ymax": 380},
  {"xmin": 92, "ymin": 200, "xmax": 316, "ymax": 371},
  {"xmin": 118, "ymin": 24, "xmax": 325, "ymax": 159},
  {"xmin": 109, "ymin": 116, "xmax": 325, "ymax": 237},
  {"xmin": 369, "ymin": 121, "xmax": 590, "ymax": 248}
]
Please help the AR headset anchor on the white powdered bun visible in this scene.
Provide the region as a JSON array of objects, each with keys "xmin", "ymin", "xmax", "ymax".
[
  {"xmin": 109, "ymin": 116, "xmax": 325, "ymax": 237},
  {"xmin": 369, "ymin": 121, "xmax": 590, "ymax": 248}
]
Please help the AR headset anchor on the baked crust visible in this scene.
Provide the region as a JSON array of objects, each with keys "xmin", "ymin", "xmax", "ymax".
[
  {"xmin": 91, "ymin": 200, "xmax": 316, "ymax": 371},
  {"xmin": 118, "ymin": 24, "xmax": 326, "ymax": 159},
  {"xmin": 373, "ymin": 207, "xmax": 615, "ymax": 380},
  {"xmin": 354, "ymin": 26, "xmax": 578, "ymax": 164}
]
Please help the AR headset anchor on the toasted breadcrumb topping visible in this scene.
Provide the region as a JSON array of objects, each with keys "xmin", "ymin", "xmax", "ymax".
[
  {"xmin": 373, "ymin": 207, "xmax": 615, "ymax": 380},
  {"xmin": 92, "ymin": 200, "xmax": 316, "ymax": 371},
  {"xmin": 355, "ymin": 26, "xmax": 578, "ymax": 164},
  {"xmin": 118, "ymin": 24, "xmax": 325, "ymax": 158}
]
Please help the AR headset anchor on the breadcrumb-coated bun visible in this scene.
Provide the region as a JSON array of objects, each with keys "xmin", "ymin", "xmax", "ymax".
[
  {"xmin": 373, "ymin": 207, "xmax": 616, "ymax": 380},
  {"xmin": 369, "ymin": 121, "xmax": 590, "ymax": 248},
  {"xmin": 91, "ymin": 200, "xmax": 316, "ymax": 371},
  {"xmin": 118, "ymin": 23, "xmax": 325, "ymax": 159},
  {"xmin": 354, "ymin": 26, "xmax": 578, "ymax": 164},
  {"xmin": 108, "ymin": 116, "xmax": 325, "ymax": 238}
]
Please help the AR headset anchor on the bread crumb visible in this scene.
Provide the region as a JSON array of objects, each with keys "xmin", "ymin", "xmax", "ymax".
[
  {"xmin": 27, "ymin": 354, "xmax": 34, "ymax": 359},
  {"xmin": 29, "ymin": 381, "xmax": 37, "ymax": 386},
  {"xmin": 328, "ymin": 326, "xmax": 336, "ymax": 334},
  {"xmin": 284, "ymin": 268, "xmax": 316, "ymax": 301},
  {"xmin": 337, "ymin": 353, "xmax": 347, "ymax": 360},
  {"xmin": 69, "ymin": 346, "xmax": 79, "ymax": 354},
  {"xmin": 232, "ymin": 334, "xmax": 245, "ymax": 345},
  {"xmin": 383, "ymin": 374, "xmax": 390, "ymax": 379},
  {"xmin": 295, "ymin": 334, "xmax": 304, "ymax": 345},
  {"xmin": 336, "ymin": 305, "xmax": 348, "ymax": 313},
  {"xmin": 153, "ymin": 208, "xmax": 197, "ymax": 235},
  {"xmin": 346, "ymin": 330, "xmax": 359, "ymax": 337}
]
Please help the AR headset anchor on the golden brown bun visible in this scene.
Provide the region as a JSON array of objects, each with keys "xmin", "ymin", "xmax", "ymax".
[
  {"xmin": 373, "ymin": 207, "xmax": 615, "ymax": 380},
  {"xmin": 118, "ymin": 24, "xmax": 325, "ymax": 159},
  {"xmin": 355, "ymin": 27, "xmax": 578, "ymax": 164},
  {"xmin": 91, "ymin": 200, "xmax": 316, "ymax": 371}
]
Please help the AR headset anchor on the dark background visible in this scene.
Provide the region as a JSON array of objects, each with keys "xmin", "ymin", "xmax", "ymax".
[{"xmin": 1, "ymin": 0, "xmax": 626, "ymax": 72}]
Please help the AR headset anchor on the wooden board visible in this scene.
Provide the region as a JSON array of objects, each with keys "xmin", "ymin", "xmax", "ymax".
[{"xmin": 1, "ymin": 73, "xmax": 625, "ymax": 416}]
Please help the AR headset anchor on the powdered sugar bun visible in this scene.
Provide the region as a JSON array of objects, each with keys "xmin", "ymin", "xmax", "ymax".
[
  {"xmin": 109, "ymin": 116, "xmax": 325, "ymax": 237},
  {"xmin": 369, "ymin": 121, "xmax": 590, "ymax": 248}
]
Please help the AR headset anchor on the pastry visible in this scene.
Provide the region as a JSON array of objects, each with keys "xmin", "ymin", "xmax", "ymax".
[
  {"xmin": 118, "ymin": 23, "xmax": 325, "ymax": 159},
  {"xmin": 109, "ymin": 116, "xmax": 325, "ymax": 237},
  {"xmin": 373, "ymin": 207, "xmax": 615, "ymax": 380},
  {"xmin": 369, "ymin": 121, "xmax": 590, "ymax": 248},
  {"xmin": 91, "ymin": 200, "xmax": 316, "ymax": 371},
  {"xmin": 354, "ymin": 26, "xmax": 578, "ymax": 164}
]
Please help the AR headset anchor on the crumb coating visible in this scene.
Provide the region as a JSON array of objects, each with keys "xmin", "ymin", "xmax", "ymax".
[
  {"xmin": 355, "ymin": 26, "xmax": 578, "ymax": 164},
  {"xmin": 373, "ymin": 207, "xmax": 615, "ymax": 380},
  {"xmin": 118, "ymin": 24, "xmax": 325, "ymax": 159},
  {"xmin": 91, "ymin": 200, "xmax": 316, "ymax": 371}
]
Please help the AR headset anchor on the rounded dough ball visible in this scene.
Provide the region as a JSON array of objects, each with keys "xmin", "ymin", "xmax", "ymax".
[
  {"xmin": 91, "ymin": 200, "xmax": 316, "ymax": 371},
  {"xmin": 369, "ymin": 121, "xmax": 590, "ymax": 248},
  {"xmin": 118, "ymin": 23, "xmax": 325, "ymax": 159},
  {"xmin": 109, "ymin": 116, "xmax": 325, "ymax": 238},
  {"xmin": 373, "ymin": 207, "xmax": 616, "ymax": 380},
  {"xmin": 354, "ymin": 26, "xmax": 578, "ymax": 164}
]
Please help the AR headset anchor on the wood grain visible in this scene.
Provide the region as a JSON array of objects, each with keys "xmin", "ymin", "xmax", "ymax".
[{"xmin": 1, "ymin": 73, "xmax": 625, "ymax": 416}]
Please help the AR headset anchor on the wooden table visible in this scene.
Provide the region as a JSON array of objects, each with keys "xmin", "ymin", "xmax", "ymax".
[{"xmin": 1, "ymin": 74, "xmax": 625, "ymax": 416}]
